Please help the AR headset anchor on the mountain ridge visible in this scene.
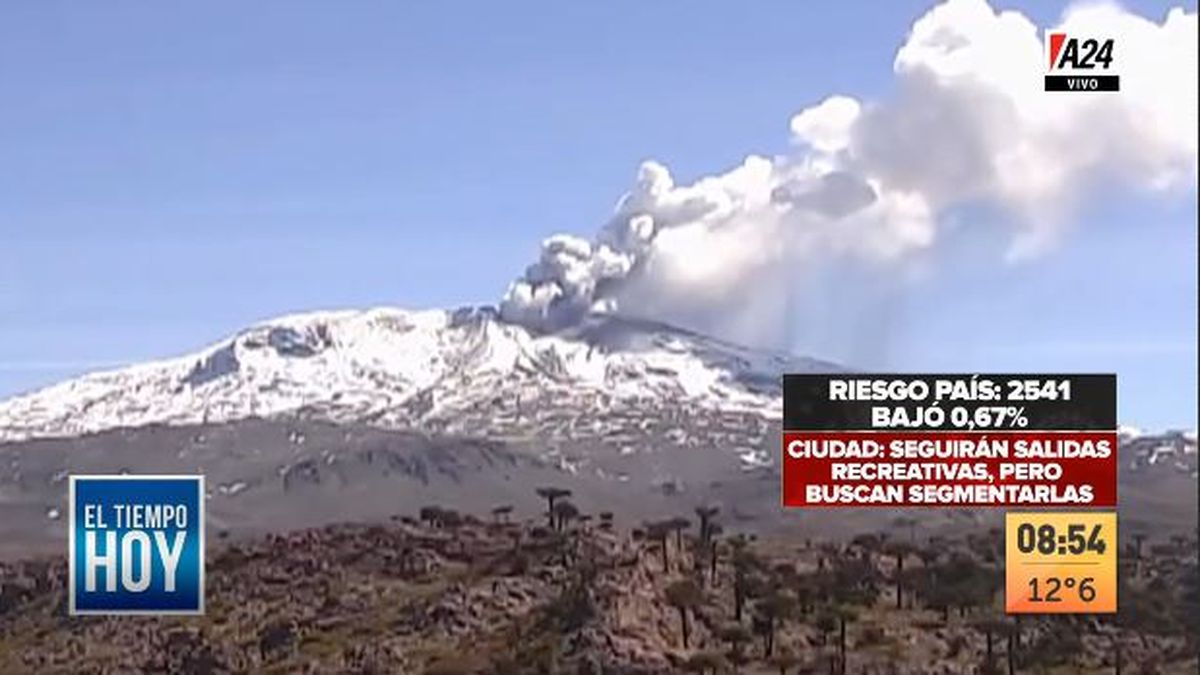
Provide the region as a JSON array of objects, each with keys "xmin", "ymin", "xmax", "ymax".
[
  {"xmin": 0, "ymin": 305, "xmax": 839, "ymax": 444},
  {"xmin": 0, "ymin": 308, "xmax": 1192, "ymax": 563},
  {"xmin": 1, "ymin": 306, "xmax": 1193, "ymax": 481}
]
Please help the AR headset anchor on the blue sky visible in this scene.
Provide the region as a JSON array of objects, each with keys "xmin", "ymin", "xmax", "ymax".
[{"xmin": 1, "ymin": 1, "xmax": 1195, "ymax": 428}]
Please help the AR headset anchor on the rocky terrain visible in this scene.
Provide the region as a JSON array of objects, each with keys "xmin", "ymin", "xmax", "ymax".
[
  {"xmin": 1118, "ymin": 428, "xmax": 1197, "ymax": 478},
  {"xmin": 0, "ymin": 307, "xmax": 1194, "ymax": 559},
  {"xmin": 0, "ymin": 306, "xmax": 1195, "ymax": 673},
  {"xmin": 1, "ymin": 418, "xmax": 1194, "ymax": 562},
  {"xmin": 1, "ymin": 503, "xmax": 1196, "ymax": 674}
]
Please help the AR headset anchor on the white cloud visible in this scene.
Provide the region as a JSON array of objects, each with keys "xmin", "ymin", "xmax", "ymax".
[{"xmin": 501, "ymin": 0, "xmax": 1197, "ymax": 344}]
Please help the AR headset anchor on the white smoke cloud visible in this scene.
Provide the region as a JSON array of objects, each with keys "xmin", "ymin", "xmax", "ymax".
[{"xmin": 500, "ymin": 0, "xmax": 1197, "ymax": 343}]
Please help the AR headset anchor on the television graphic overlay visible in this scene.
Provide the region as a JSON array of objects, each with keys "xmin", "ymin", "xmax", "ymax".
[
  {"xmin": 781, "ymin": 374, "xmax": 1118, "ymax": 508},
  {"xmin": 68, "ymin": 475, "xmax": 205, "ymax": 616},
  {"xmin": 1005, "ymin": 511, "xmax": 1118, "ymax": 614},
  {"xmin": 1045, "ymin": 31, "xmax": 1121, "ymax": 91},
  {"xmin": 781, "ymin": 373, "xmax": 1123, "ymax": 614}
]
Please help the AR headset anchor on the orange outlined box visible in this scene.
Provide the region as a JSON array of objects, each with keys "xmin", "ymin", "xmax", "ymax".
[{"xmin": 1005, "ymin": 512, "xmax": 1116, "ymax": 614}]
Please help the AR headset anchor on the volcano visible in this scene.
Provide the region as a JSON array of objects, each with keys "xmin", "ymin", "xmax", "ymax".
[
  {"xmin": 0, "ymin": 306, "xmax": 837, "ymax": 446},
  {"xmin": 0, "ymin": 307, "xmax": 1193, "ymax": 559}
]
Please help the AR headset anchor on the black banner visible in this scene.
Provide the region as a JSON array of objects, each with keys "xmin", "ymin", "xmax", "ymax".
[
  {"xmin": 783, "ymin": 374, "xmax": 1116, "ymax": 431},
  {"xmin": 1044, "ymin": 75, "xmax": 1120, "ymax": 92}
]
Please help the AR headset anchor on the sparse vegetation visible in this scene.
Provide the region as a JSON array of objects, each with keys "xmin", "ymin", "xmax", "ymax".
[{"xmin": 0, "ymin": 505, "xmax": 1194, "ymax": 674}]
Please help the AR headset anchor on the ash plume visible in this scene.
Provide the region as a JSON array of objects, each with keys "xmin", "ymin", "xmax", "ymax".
[{"xmin": 501, "ymin": 0, "xmax": 1197, "ymax": 348}]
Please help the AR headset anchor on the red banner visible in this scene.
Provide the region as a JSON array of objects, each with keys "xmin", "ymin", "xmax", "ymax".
[{"xmin": 781, "ymin": 431, "xmax": 1117, "ymax": 507}]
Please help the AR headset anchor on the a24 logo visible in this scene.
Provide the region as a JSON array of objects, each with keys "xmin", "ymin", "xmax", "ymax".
[
  {"xmin": 1044, "ymin": 32, "xmax": 1120, "ymax": 92},
  {"xmin": 1048, "ymin": 34, "xmax": 1114, "ymax": 71}
]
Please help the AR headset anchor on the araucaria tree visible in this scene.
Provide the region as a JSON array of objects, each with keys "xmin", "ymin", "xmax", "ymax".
[
  {"xmin": 665, "ymin": 578, "xmax": 704, "ymax": 649},
  {"xmin": 535, "ymin": 487, "xmax": 571, "ymax": 529}
]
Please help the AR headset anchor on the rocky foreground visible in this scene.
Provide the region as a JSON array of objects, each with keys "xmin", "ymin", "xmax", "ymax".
[{"xmin": 0, "ymin": 504, "xmax": 1196, "ymax": 674}]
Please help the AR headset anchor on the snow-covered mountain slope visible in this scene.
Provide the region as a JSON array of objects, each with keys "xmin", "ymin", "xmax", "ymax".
[
  {"xmin": 1119, "ymin": 427, "xmax": 1198, "ymax": 478},
  {"xmin": 0, "ymin": 306, "xmax": 839, "ymax": 444}
]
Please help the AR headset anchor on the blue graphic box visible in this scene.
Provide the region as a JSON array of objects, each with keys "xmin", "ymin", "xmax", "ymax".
[{"xmin": 69, "ymin": 475, "xmax": 205, "ymax": 615}]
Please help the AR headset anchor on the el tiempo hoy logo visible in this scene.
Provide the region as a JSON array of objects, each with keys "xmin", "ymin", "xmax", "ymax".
[{"xmin": 69, "ymin": 475, "xmax": 205, "ymax": 615}]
